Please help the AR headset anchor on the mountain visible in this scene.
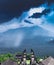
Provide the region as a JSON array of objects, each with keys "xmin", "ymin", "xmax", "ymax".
[
  {"xmin": 0, "ymin": 26, "xmax": 54, "ymax": 56},
  {"xmin": 0, "ymin": 26, "xmax": 54, "ymax": 48}
]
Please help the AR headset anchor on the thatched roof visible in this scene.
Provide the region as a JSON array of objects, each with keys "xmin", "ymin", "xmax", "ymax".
[
  {"xmin": 1, "ymin": 59, "xmax": 18, "ymax": 65},
  {"xmin": 40, "ymin": 56, "xmax": 54, "ymax": 65}
]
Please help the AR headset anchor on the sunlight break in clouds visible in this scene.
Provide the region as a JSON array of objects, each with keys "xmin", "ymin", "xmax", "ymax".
[{"xmin": 14, "ymin": 32, "xmax": 24, "ymax": 47}]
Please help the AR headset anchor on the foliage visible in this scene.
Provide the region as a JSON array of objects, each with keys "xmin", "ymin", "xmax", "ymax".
[
  {"xmin": 0, "ymin": 53, "xmax": 14, "ymax": 62},
  {"xmin": 0, "ymin": 53, "xmax": 48, "ymax": 63}
]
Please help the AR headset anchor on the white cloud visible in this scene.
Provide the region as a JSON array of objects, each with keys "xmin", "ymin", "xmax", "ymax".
[
  {"xmin": 0, "ymin": 4, "xmax": 54, "ymax": 37},
  {"xmin": 0, "ymin": 22, "xmax": 20, "ymax": 33},
  {"xmin": 28, "ymin": 7, "xmax": 45, "ymax": 16},
  {"xmin": 39, "ymin": 23, "xmax": 54, "ymax": 36},
  {"xmin": 0, "ymin": 6, "xmax": 46, "ymax": 33},
  {"xmin": 0, "ymin": 4, "xmax": 54, "ymax": 47}
]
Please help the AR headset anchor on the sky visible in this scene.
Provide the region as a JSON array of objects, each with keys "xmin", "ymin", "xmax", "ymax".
[
  {"xmin": 0, "ymin": 0, "xmax": 54, "ymax": 23},
  {"xmin": 0, "ymin": 0, "xmax": 54, "ymax": 47}
]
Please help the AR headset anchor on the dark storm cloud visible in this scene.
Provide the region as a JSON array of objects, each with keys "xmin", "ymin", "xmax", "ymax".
[
  {"xmin": 29, "ymin": 13, "xmax": 43, "ymax": 18},
  {"xmin": 0, "ymin": 0, "xmax": 54, "ymax": 23},
  {"xmin": 24, "ymin": 20, "xmax": 33, "ymax": 24},
  {"xmin": 29, "ymin": 9, "xmax": 51, "ymax": 18}
]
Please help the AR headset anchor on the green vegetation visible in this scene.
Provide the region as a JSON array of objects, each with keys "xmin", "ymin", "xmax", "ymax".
[
  {"xmin": 0, "ymin": 53, "xmax": 14, "ymax": 63},
  {"xmin": 0, "ymin": 53, "xmax": 48, "ymax": 63}
]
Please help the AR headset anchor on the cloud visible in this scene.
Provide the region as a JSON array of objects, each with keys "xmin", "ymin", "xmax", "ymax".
[
  {"xmin": 0, "ymin": 4, "xmax": 54, "ymax": 47},
  {"xmin": 0, "ymin": 6, "xmax": 46, "ymax": 33},
  {"xmin": 30, "ymin": 9, "xmax": 51, "ymax": 18},
  {"xmin": 0, "ymin": 0, "xmax": 54, "ymax": 23},
  {"xmin": 0, "ymin": 4, "xmax": 54, "ymax": 38},
  {"xmin": 39, "ymin": 23, "xmax": 54, "ymax": 36},
  {"xmin": 0, "ymin": 0, "xmax": 47, "ymax": 23},
  {"xmin": 28, "ymin": 7, "xmax": 45, "ymax": 16}
]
